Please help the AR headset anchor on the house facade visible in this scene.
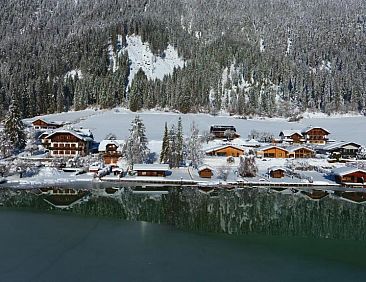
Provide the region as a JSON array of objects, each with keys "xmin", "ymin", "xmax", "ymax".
[
  {"xmin": 98, "ymin": 139, "xmax": 124, "ymax": 165},
  {"xmin": 132, "ymin": 164, "xmax": 170, "ymax": 177},
  {"xmin": 44, "ymin": 129, "xmax": 94, "ymax": 157},
  {"xmin": 279, "ymin": 130, "xmax": 304, "ymax": 144},
  {"xmin": 205, "ymin": 145, "xmax": 245, "ymax": 157},
  {"xmin": 320, "ymin": 142, "xmax": 361, "ymax": 159},
  {"xmin": 32, "ymin": 118, "xmax": 63, "ymax": 130},
  {"xmin": 269, "ymin": 167, "xmax": 286, "ymax": 178},
  {"xmin": 210, "ymin": 125, "xmax": 240, "ymax": 139},
  {"xmin": 333, "ymin": 167, "xmax": 366, "ymax": 185},
  {"xmin": 257, "ymin": 146, "xmax": 289, "ymax": 158},
  {"xmin": 288, "ymin": 146, "xmax": 315, "ymax": 158},
  {"xmin": 301, "ymin": 127, "xmax": 330, "ymax": 145},
  {"xmin": 198, "ymin": 165, "xmax": 214, "ymax": 178}
]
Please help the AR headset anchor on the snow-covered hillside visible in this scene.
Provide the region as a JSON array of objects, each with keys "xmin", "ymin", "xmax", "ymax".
[{"xmin": 109, "ymin": 35, "xmax": 185, "ymax": 87}]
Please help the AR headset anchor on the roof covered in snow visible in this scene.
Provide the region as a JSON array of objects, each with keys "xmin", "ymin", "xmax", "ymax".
[
  {"xmin": 198, "ymin": 165, "xmax": 214, "ymax": 172},
  {"xmin": 302, "ymin": 126, "xmax": 330, "ymax": 134},
  {"xmin": 98, "ymin": 139, "xmax": 125, "ymax": 152},
  {"xmin": 286, "ymin": 145, "xmax": 315, "ymax": 153},
  {"xmin": 332, "ymin": 166, "xmax": 366, "ymax": 176},
  {"xmin": 45, "ymin": 129, "xmax": 94, "ymax": 142},
  {"xmin": 205, "ymin": 144, "xmax": 245, "ymax": 153},
  {"xmin": 257, "ymin": 145, "xmax": 289, "ymax": 152},
  {"xmin": 322, "ymin": 141, "xmax": 361, "ymax": 151},
  {"xmin": 132, "ymin": 164, "xmax": 170, "ymax": 171},
  {"xmin": 279, "ymin": 130, "xmax": 302, "ymax": 137}
]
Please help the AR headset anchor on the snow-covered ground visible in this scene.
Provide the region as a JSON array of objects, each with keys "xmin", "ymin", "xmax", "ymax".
[{"xmin": 25, "ymin": 108, "xmax": 366, "ymax": 146}]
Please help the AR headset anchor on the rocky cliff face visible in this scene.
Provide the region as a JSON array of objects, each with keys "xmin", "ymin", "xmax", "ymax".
[{"xmin": 1, "ymin": 187, "xmax": 365, "ymax": 240}]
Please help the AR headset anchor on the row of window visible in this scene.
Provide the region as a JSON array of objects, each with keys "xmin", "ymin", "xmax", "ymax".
[
  {"xmin": 53, "ymin": 143, "xmax": 77, "ymax": 148},
  {"xmin": 53, "ymin": 150, "xmax": 77, "ymax": 155}
]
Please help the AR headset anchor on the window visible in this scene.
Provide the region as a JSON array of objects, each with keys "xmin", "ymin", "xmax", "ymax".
[
  {"xmin": 71, "ymin": 150, "xmax": 76, "ymax": 154},
  {"xmin": 142, "ymin": 171, "xmax": 147, "ymax": 176}
]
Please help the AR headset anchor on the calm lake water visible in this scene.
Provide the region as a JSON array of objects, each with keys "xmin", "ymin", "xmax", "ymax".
[{"xmin": 1, "ymin": 209, "xmax": 366, "ymax": 282}]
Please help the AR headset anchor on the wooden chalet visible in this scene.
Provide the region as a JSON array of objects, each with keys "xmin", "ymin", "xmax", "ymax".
[
  {"xmin": 32, "ymin": 118, "xmax": 63, "ymax": 130},
  {"xmin": 288, "ymin": 146, "xmax": 315, "ymax": 158},
  {"xmin": 198, "ymin": 165, "xmax": 214, "ymax": 178},
  {"xmin": 98, "ymin": 139, "xmax": 124, "ymax": 165},
  {"xmin": 301, "ymin": 127, "xmax": 330, "ymax": 145},
  {"xmin": 256, "ymin": 146, "xmax": 289, "ymax": 158},
  {"xmin": 279, "ymin": 130, "xmax": 304, "ymax": 144},
  {"xmin": 205, "ymin": 144, "xmax": 245, "ymax": 157},
  {"xmin": 210, "ymin": 125, "xmax": 240, "ymax": 139},
  {"xmin": 44, "ymin": 129, "xmax": 94, "ymax": 157},
  {"xmin": 268, "ymin": 167, "xmax": 286, "ymax": 178},
  {"xmin": 132, "ymin": 164, "xmax": 170, "ymax": 177},
  {"xmin": 333, "ymin": 167, "xmax": 366, "ymax": 185},
  {"xmin": 319, "ymin": 142, "xmax": 361, "ymax": 159}
]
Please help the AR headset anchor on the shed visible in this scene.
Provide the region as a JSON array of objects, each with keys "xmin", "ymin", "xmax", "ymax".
[{"xmin": 198, "ymin": 165, "xmax": 214, "ymax": 178}]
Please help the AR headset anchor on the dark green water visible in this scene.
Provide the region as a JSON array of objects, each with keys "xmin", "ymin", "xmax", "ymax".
[{"xmin": 1, "ymin": 209, "xmax": 366, "ymax": 282}]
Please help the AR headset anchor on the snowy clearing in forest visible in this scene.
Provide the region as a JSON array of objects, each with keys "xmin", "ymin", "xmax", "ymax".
[{"xmin": 25, "ymin": 108, "xmax": 366, "ymax": 147}]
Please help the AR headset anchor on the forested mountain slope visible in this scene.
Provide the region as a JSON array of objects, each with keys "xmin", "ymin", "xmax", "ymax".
[{"xmin": 1, "ymin": 0, "xmax": 365, "ymax": 119}]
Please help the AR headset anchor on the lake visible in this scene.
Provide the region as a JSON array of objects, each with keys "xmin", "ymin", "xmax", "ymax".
[{"xmin": 0, "ymin": 209, "xmax": 366, "ymax": 282}]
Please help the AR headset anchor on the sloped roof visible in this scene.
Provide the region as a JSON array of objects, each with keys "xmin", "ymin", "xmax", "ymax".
[
  {"xmin": 287, "ymin": 145, "xmax": 315, "ymax": 153},
  {"xmin": 205, "ymin": 144, "xmax": 245, "ymax": 153},
  {"xmin": 332, "ymin": 166, "xmax": 366, "ymax": 177},
  {"xmin": 133, "ymin": 164, "xmax": 170, "ymax": 171},
  {"xmin": 98, "ymin": 139, "xmax": 125, "ymax": 152},
  {"xmin": 45, "ymin": 129, "xmax": 93, "ymax": 142},
  {"xmin": 198, "ymin": 165, "xmax": 214, "ymax": 172},
  {"xmin": 279, "ymin": 130, "xmax": 302, "ymax": 137},
  {"xmin": 268, "ymin": 166, "xmax": 286, "ymax": 172},
  {"xmin": 302, "ymin": 126, "xmax": 330, "ymax": 134},
  {"xmin": 257, "ymin": 145, "xmax": 289, "ymax": 152},
  {"xmin": 323, "ymin": 141, "xmax": 361, "ymax": 151},
  {"xmin": 32, "ymin": 118, "xmax": 63, "ymax": 126}
]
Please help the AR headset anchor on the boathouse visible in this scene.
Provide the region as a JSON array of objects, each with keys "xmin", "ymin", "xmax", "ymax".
[
  {"xmin": 268, "ymin": 167, "xmax": 286, "ymax": 178},
  {"xmin": 198, "ymin": 165, "xmax": 214, "ymax": 178},
  {"xmin": 333, "ymin": 167, "xmax": 366, "ymax": 185},
  {"xmin": 205, "ymin": 145, "xmax": 245, "ymax": 157},
  {"xmin": 132, "ymin": 164, "xmax": 170, "ymax": 177}
]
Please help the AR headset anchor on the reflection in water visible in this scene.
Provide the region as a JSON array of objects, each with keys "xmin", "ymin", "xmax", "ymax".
[{"xmin": 0, "ymin": 209, "xmax": 366, "ymax": 282}]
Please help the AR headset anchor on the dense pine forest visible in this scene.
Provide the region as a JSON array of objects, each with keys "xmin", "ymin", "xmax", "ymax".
[{"xmin": 1, "ymin": 0, "xmax": 365, "ymax": 119}]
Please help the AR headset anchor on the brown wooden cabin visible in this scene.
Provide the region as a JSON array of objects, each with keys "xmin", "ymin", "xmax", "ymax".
[
  {"xmin": 269, "ymin": 167, "xmax": 286, "ymax": 178},
  {"xmin": 288, "ymin": 146, "xmax": 315, "ymax": 158},
  {"xmin": 198, "ymin": 166, "xmax": 214, "ymax": 178},
  {"xmin": 333, "ymin": 167, "xmax": 366, "ymax": 185},
  {"xmin": 44, "ymin": 130, "xmax": 93, "ymax": 157},
  {"xmin": 98, "ymin": 140, "xmax": 124, "ymax": 165},
  {"xmin": 206, "ymin": 145, "xmax": 244, "ymax": 157},
  {"xmin": 257, "ymin": 146, "xmax": 289, "ymax": 158},
  {"xmin": 32, "ymin": 118, "xmax": 63, "ymax": 130},
  {"xmin": 133, "ymin": 164, "xmax": 170, "ymax": 177},
  {"xmin": 302, "ymin": 127, "xmax": 330, "ymax": 145},
  {"xmin": 279, "ymin": 130, "xmax": 304, "ymax": 144},
  {"xmin": 210, "ymin": 125, "xmax": 240, "ymax": 139}
]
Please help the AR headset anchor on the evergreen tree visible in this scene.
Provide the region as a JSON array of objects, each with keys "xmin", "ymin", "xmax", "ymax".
[
  {"xmin": 4, "ymin": 100, "xmax": 26, "ymax": 150},
  {"xmin": 176, "ymin": 117, "xmax": 184, "ymax": 166},
  {"xmin": 123, "ymin": 116, "xmax": 150, "ymax": 165},
  {"xmin": 185, "ymin": 122, "xmax": 203, "ymax": 168},
  {"xmin": 160, "ymin": 122, "xmax": 170, "ymax": 163}
]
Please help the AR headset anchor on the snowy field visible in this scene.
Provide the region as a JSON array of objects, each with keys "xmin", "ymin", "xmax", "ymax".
[{"xmin": 25, "ymin": 108, "xmax": 366, "ymax": 146}]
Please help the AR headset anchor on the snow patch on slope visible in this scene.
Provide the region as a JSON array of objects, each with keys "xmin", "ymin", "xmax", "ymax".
[
  {"xmin": 64, "ymin": 69, "xmax": 83, "ymax": 80},
  {"xmin": 108, "ymin": 35, "xmax": 185, "ymax": 87}
]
